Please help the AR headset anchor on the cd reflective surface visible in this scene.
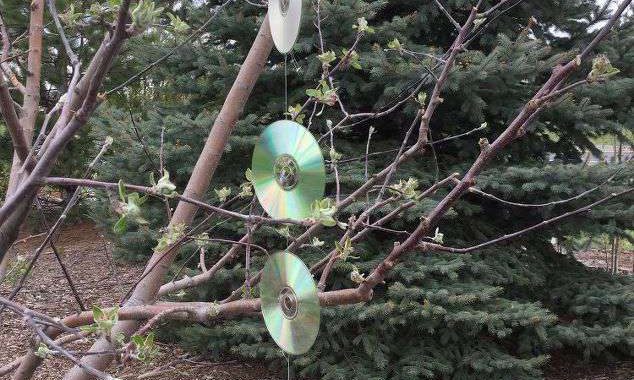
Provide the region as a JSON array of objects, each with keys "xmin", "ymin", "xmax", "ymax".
[
  {"xmin": 268, "ymin": 0, "xmax": 302, "ymax": 54},
  {"xmin": 252, "ymin": 120, "xmax": 325, "ymax": 221},
  {"xmin": 261, "ymin": 252, "xmax": 320, "ymax": 355}
]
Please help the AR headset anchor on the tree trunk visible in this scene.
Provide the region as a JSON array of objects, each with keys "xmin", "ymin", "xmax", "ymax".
[
  {"xmin": 6, "ymin": 0, "xmax": 44, "ymax": 190},
  {"xmin": 60, "ymin": 15, "xmax": 274, "ymax": 380},
  {"xmin": 0, "ymin": 0, "xmax": 44, "ymax": 282}
]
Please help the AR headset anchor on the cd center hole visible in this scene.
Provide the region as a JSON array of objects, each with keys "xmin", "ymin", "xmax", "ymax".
[
  {"xmin": 279, "ymin": 0, "xmax": 290, "ymax": 15},
  {"xmin": 279, "ymin": 287, "xmax": 298, "ymax": 319},
  {"xmin": 273, "ymin": 154, "xmax": 300, "ymax": 191}
]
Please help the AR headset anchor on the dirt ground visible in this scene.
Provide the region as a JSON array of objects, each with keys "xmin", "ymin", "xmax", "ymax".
[
  {"xmin": 0, "ymin": 222, "xmax": 632, "ymax": 379},
  {"xmin": 0, "ymin": 223, "xmax": 279, "ymax": 379},
  {"xmin": 575, "ymin": 250, "xmax": 634, "ymax": 274}
]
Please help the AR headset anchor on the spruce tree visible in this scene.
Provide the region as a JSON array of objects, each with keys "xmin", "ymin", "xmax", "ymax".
[{"xmin": 68, "ymin": 0, "xmax": 634, "ymax": 379}]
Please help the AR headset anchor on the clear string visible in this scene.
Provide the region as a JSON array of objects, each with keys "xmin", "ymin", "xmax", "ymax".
[
  {"xmin": 284, "ymin": 53, "xmax": 289, "ymax": 118},
  {"xmin": 282, "ymin": 350, "xmax": 291, "ymax": 380}
]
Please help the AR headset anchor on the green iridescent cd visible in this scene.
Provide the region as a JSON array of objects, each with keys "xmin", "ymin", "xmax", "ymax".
[
  {"xmin": 252, "ymin": 120, "xmax": 325, "ymax": 220},
  {"xmin": 260, "ymin": 251, "xmax": 320, "ymax": 355}
]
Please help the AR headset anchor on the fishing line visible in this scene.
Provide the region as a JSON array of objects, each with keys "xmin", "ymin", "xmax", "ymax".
[{"xmin": 285, "ymin": 53, "xmax": 289, "ymax": 117}]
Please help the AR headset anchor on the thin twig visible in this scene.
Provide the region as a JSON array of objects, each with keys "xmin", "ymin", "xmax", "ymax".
[
  {"xmin": 433, "ymin": 0, "xmax": 461, "ymax": 31},
  {"xmin": 420, "ymin": 188, "xmax": 634, "ymax": 254}
]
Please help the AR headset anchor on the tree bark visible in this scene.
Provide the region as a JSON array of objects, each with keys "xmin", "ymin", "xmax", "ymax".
[
  {"xmin": 6, "ymin": 0, "xmax": 44, "ymax": 192},
  {"xmin": 61, "ymin": 15, "xmax": 274, "ymax": 380},
  {"xmin": 0, "ymin": 0, "xmax": 44, "ymax": 282}
]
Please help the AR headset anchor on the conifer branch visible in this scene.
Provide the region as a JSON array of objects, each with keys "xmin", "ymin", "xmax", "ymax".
[
  {"xmin": 106, "ymin": 0, "xmax": 237, "ymax": 95},
  {"xmin": 222, "ymin": 173, "xmax": 459, "ymax": 302}
]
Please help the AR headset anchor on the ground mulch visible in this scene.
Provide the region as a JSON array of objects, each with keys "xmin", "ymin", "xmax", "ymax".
[
  {"xmin": 0, "ymin": 222, "xmax": 631, "ymax": 379},
  {"xmin": 0, "ymin": 222, "xmax": 279, "ymax": 379},
  {"xmin": 545, "ymin": 351, "xmax": 634, "ymax": 380},
  {"xmin": 575, "ymin": 249, "xmax": 634, "ymax": 274}
]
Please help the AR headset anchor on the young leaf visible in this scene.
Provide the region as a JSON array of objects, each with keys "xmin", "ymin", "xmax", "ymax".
[
  {"xmin": 387, "ymin": 38, "xmax": 403, "ymax": 51},
  {"xmin": 214, "ymin": 187, "xmax": 232, "ymax": 203},
  {"xmin": 113, "ymin": 215, "xmax": 128, "ymax": 234},
  {"xmin": 153, "ymin": 170, "xmax": 177, "ymax": 197},
  {"xmin": 35, "ymin": 343, "xmax": 53, "ymax": 359},
  {"xmin": 353, "ymin": 17, "xmax": 375, "ymax": 34},
  {"xmin": 318, "ymin": 51, "xmax": 337, "ymax": 66},
  {"xmin": 167, "ymin": 13, "xmax": 190, "ymax": 34},
  {"xmin": 118, "ymin": 180, "xmax": 126, "ymax": 202}
]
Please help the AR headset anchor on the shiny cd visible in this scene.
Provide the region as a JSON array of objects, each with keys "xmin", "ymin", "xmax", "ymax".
[
  {"xmin": 260, "ymin": 251, "xmax": 320, "ymax": 355},
  {"xmin": 252, "ymin": 120, "xmax": 325, "ymax": 221},
  {"xmin": 268, "ymin": 0, "xmax": 302, "ymax": 54}
]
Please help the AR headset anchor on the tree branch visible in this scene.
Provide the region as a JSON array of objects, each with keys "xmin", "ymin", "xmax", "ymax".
[
  {"xmin": 433, "ymin": 0, "xmax": 461, "ymax": 31},
  {"xmin": 0, "ymin": 75, "xmax": 28, "ymax": 161},
  {"xmin": 454, "ymin": 167, "xmax": 623, "ymax": 208},
  {"xmin": 358, "ymin": 0, "xmax": 633, "ymax": 295},
  {"xmin": 419, "ymin": 188, "xmax": 634, "ymax": 254},
  {"xmin": 418, "ymin": 1, "xmax": 481, "ymax": 147},
  {"xmin": 42, "ymin": 177, "xmax": 311, "ymax": 227}
]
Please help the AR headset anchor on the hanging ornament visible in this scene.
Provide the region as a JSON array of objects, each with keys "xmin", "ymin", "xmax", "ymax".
[
  {"xmin": 251, "ymin": 120, "xmax": 325, "ymax": 221},
  {"xmin": 260, "ymin": 251, "xmax": 320, "ymax": 355},
  {"xmin": 269, "ymin": 0, "xmax": 303, "ymax": 54}
]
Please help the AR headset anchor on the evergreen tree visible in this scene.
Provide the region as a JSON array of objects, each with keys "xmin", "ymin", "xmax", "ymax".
[{"xmin": 70, "ymin": 0, "xmax": 634, "ymax": 379}]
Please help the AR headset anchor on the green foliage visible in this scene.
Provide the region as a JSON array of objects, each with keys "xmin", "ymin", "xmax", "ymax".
[
  {"xmin": 150, "ymin": 170, "xmax": 178, "ymax": 197},
  {"xmin": 131, "ymin": 0, "xmax": 164, "ymax": 31},
  {"xmin": 2, "ymin": 254, "xmax": 28, "ymax": 286},
  {"xmin": 389, "ymin": 177, "xmax": 420, "ymax": 200},
  {"xmin": 335, "ymin": 236, "xmax": 356, "ymax": 262},
  {"xmin": 70, "ymin": 0, "xmax": 634, "ymax": 379},
  {"xmin": 113, "ymin": 182, "xmax": 149, "ymax": 234},
  {"xmin": 306, "ymin": 80, "xmax": 339, "ymax": 106},
  {"xmin": 35, "ymin": 343, "xmax": 54, "ymax": 359},
  {"xmin": 311, "ymin": 198, "xmax": 338, "ymax": 227},
  {"xmin": 154, "ymin": 223, "xmax": 187, "ymax": 253},
  {"xmin": 131, "ymin": 333, "xmax": 160, "ymax": 363},
  {"xmin": 81, "ymin": 306, "xmax": 120, "ymax": 337}
]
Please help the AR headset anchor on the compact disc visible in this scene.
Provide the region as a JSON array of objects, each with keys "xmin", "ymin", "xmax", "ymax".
[
  {"xmin": 260, "ymin": 251, "xmax": 320, "ymax": 355},
  {"xmin": 251, "ymin": 120, "xmax": 325, "ymax": 221},
  {"xmin": 268, "ymin": 0, "xmax": 302, "ymax": 54}
]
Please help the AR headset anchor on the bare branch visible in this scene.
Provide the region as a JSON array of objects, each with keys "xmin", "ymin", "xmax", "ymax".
[
  {"xmin": 418, "ymin": 1, "xmax": 481, "ymax": 147},
  {"xmin": 42, "ymin": 177, "xmax": 312, "ymax": 227},
  {"xmin": 358, "ymin": 0, "xmax": 633, "ymax": 296},
  {"xmin": 0, "ymin": 140, "xmax": 113, "ymax": 315},
  {"xmin": 455, "ymin": 167, "xmax": 624, "ymax": 208},
  {"xmin": 24, "ymin": 316, "xmax": 113, "ymax": 380},
  {"xmin": 0, "ymin": 75, "xmax": 28, "ymax": 161},
  {"xmin": 46, "ymin": 0, "xmax": 82, "ymax": 129},
  {"xmin": 0, "ymin": 12, "xmax": 26, "ymax": 94},
  {"xmin": 433, "ymin": 0, "xmax": 461, "ymax": 31},
  {"xmin": 420, "ymin": 188, "xmax": 634, "ymax": 254}
]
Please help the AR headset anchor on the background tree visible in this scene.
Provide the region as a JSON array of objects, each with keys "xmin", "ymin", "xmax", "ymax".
[{"xmin": 0, "ymin": 1, "xmax": 632, "ymax": 380}]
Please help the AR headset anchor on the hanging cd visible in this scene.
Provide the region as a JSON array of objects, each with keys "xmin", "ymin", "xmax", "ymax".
[
  {"xmin": 251, "ymin": 120, "xmax": 325, "ymax": 221},
  {"xmin": 261, "ymin": 251, "xmax": 320, "ymax": 355},
  {"xmin": 268, "ymin": 0, "xmax": 302, "ymax": 54}
]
